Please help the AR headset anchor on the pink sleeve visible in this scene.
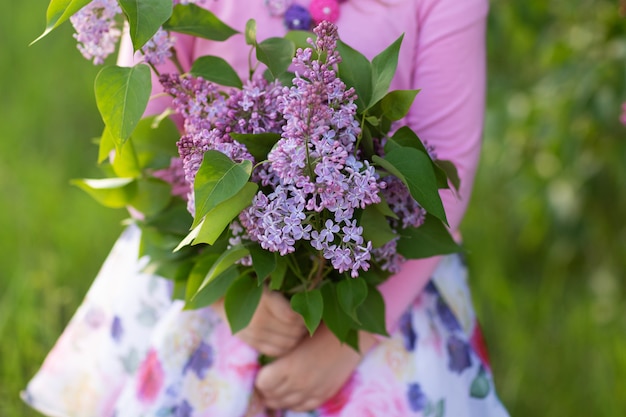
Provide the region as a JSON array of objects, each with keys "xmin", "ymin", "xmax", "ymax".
[{"xmin": 377, "ymin": 0, "xmax": 489, "ymax": 334}]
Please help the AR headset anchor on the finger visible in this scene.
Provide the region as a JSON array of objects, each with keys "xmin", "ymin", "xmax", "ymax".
[
  {"xmin": 265, "ymin": 291, "xmax": 306, "ymax": 325},
  {"xmin": 241, "ymin": 324, "xmax": 302, "ymax": 345},
  {"xmin": 263, "ymin": 391, "xmax": 305, "ymax": 411},
  {"xmin": 290, "ymin": 397, "xmax": 323, "ymax": 413},
  {"xmin": 255, "ymin": 362, "xmax": 288, "ymax": 394}
]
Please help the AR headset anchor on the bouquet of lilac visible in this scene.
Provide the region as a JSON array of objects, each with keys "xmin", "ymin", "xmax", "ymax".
[{"xmin": 36, "ymin": 0, "xmax": 461, "ymax": 348}]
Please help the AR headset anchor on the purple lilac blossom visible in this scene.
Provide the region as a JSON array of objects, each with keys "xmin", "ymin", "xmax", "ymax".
[
  {"xmin": 382, "ymin": 176, "xmax": 426, "ymax": 230},
  {"xmin": 70, "ymin": 0, "xmax": 122, "ymax": 65},
  {"xmin": 370, "ymin": 176, "xmax": 427, "ymax": 273},
  {"xmin": 240, "ymin": 22, "xmax": 381, "ymax": 278},
  {"xmin": 152, "ymin": 157, "xmax": 190, "ymax": 200},
  {"xmin": 160, "ymin": 74, "xmax": 284, "ymax": 214},
  {"xmin": 371, "ymin": 238, "xmax": 405, "ymax": 274},
  {"xmin": 141, "ymin": 28, "xmax": 175, "ymax": 66}
]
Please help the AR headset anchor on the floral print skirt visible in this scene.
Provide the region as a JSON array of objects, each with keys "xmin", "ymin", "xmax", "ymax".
[{"xmin": 23, "ymin": 225, "xmax": 510, "ymax": 417}]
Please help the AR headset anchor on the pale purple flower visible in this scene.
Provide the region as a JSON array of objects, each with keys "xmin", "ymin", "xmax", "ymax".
[
  {"xmin": 152, "ymin": 157, "xmax": 190, "ymax": 200},
  {"xmin": 141, "ymin": 28, "xmax": 175, "ymax": 66},
  {"xmin": 382, "ymin": 176, "xmax": 426, "ymax": 230},
  {"xmin": 70, "ymin": 0, "xmax": 122, "ymax": 65},
  {"xmin": 239, "ymin": 22, "xmax": 384, "ymax": 277},
  {"xmin": 372, "ymin": 238, "xmax": 405, "ymax": 274}
]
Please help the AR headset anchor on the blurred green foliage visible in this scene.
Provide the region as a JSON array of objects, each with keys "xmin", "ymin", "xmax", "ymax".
[
  {"xmin": 1, "ymin": 0, "xmax": 625, "ymax": 416},
  {"xmin": 465, "ymin": 1, "xmax": 626, "ymax": 415}
]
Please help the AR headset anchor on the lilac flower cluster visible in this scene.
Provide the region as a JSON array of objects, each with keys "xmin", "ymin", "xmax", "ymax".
[
  {"xmin": 152, "ymin": 157, "xmax": 189, "ymax": 200},
  {"xmin": 141, "ymin": 28, "xmax": 176, "ymax": 66},
  {"xmin": 371, "ymin": 176, "xmax": 427, "ymax": 273},
  {"xmin": 160, "ymin": 73, "xmax": 285, "ymax": 214},
  {"xmin": 152, "ymin": 20, "xmax": 427, "ymax": 279},
  {"xmin": 238, "ymin": 22, "xmax": 381, "ymax": 277},
  {"xmin": 70, "ymin": 0, "xmax": 122, "ymax": 65},
  {"xmin": 70, "ymin": 0, "xmax": 201, "ymax": 66}
]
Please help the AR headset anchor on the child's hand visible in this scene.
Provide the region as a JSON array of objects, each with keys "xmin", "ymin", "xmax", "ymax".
[
  {"xmin": 215, "ymin": 288, "xmax": 307, "ymax": 357},
  {"xmin": 254, "ymin": 324, "xmax": 378, "ymax": 412}
]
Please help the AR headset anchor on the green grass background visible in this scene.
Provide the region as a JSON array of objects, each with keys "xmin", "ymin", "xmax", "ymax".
[{"xmin": 2, "ymin": 1, "xmax": 626, "ymax": 416}]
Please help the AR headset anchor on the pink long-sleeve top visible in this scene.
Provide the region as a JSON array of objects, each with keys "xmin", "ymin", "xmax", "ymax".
[{"xmin": 119, "ymin": 0, "xmax": 488, "ymax": 335}]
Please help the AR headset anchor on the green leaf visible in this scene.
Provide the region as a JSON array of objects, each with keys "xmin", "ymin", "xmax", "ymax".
[
  {"xmin": 193, "ymin": 151, "xmax": 252, "ymax": 228},
  {"xmin": 373, "ymin": 198, "xmax": 399, "ymax": 220},
  {"xmin": 112, "ymin": 137, "xmax": 141, "ymax": 177},
  {"xmin": 337, "ymin": 40, "xmax": 372, "ymax": 110},
  {"xmin": 94, "ymin": 65, "xmax": 152, "ymax": 147},
  {"xmin": 245, "ymin": 19, "xmax": 257, "ymax": 46},
  {"xmin": 98, "ymin": 126, "xmax": 116, "ymax": 163},
  {"xmin": 386, "ymin": 126, "xmax": 428, "ymax": 154},
  {"xmin": 435, "ymin": 159, "xmax": 461, "ymax": 192},
  {"xmin": 355, "ymin": 285, "xmax": 388, "ymax": 336},
  {"xmin": 224, "ymin": 274, "xmax": 263, "ymax": 333},
  {"xmin": 196, "ymin": 245, "xmax": 249, "ymax": 296},
  {"xmin": 184, "ymin": 252, "xmax": 235, "ymax": 309},
  {"xmin": 32, "ymin": 0, "xmax": 92, "ymax": 44},
  {"xmin": 336, "ymin": 278, "xmax": 368, "ymax": 321},
  {"xmin": 291, "ymin": 289, "xmax": 323, "ymax": 335},
  {"xmin": 360, "ymin": 204, "xmax": 397, "ymax": 248},
  {"xmin": 119, "ymin": 0, "xmax": 172, "ymax": 51},
  {"xmin": 256, "ymin": 37, "xmax": 295, "ymax": 78},
  {"xmin": 133, "ymin": 116, "xmax": 179, "ymax": 168},
  {"xmin": 229, "ymin": 133, "xmax": 281, "ymax": 162},
  {"xmin": 185, "ymin": 253, "xmax": 220, "ymax": 301},
  {"xmin": 112, "ymin": 117, "xmax": 180, "ymax": 177},
  {"xmin": 138, "ymin": 221, "xmax": 195, "ymax": 262},
  {"xmin": 373, "ymin": 147, "xmax": 447, "ymax": 224},
  {"xmin": 129, "ymin": 178, "xmax": 172, "ymax": 217},
  {"xmin": 174, "ymin": 219, "xmax": 202, "ymax": 252},
  {"xmin": 274, "ymin": 71, "xmax": 295, "ymax": 87},
  {"xmin": 396, "ymin": 214, "xmax": 461, "ymax": 259},
  {"xmin": 269, "ymin": 257, "xmax": 288, "ymax": 290},
  {"xmin": 71, "ymin": 177, "xmax": 136, "ymax": 208},
  {"xmin": 143, "ymin": 198, "xmax": 193, "ymax": 236},
  {"xmin": 359, "ymin": 266, "xmax": 390, "ymax": 287},
  {"xmin": 191, "ymin": 55, "xmax": 243, "ymax": 88},
  {"xmin": 321, "ymin": 283, "xmax": 355, "ymax": 342},
  {"xmin": 188, "ymin": 265, "xmax": 239, "ymax": 310},
  {"xmin": 164, "ymin": 4, "xmax": 239, "ymax": 41},
  {"xmin": 370, "ymin": 34, "xmax": 404, "ymax": 107},
  {"xmin": 193, "ymin": 182, "xmax": 258, "ymax": 245},
  {"xmin": 380, "ymin": 90, "xmax": 419, "ymax": 121},
  {"xmin": 248, "ymin": 243, "xmax": 277, "ymax": 283},
  {"xmin": 284, "ymin": 30, "xmax": 316, "ymax": 52}
]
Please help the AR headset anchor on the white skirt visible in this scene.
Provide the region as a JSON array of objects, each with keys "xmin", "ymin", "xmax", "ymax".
[{"xmin": 23, "ymin": 225, "xmax": 510, "ymax": 417}]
